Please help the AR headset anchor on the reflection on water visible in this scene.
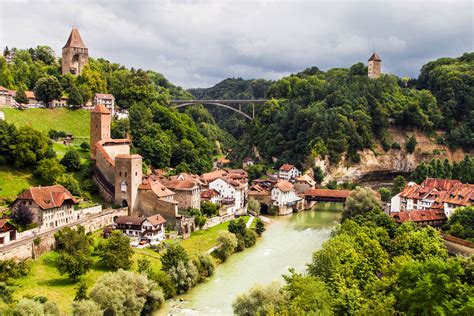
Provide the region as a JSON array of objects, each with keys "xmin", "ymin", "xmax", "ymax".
[{"xmin": 160, "ymin": 205, "xmax": 341, "ymax": 316}]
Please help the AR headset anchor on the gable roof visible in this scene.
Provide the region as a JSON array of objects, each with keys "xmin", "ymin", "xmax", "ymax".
[
  {"xmin": 91, "ymin": 103, "xmax": 110, "ymax": 114},
  {"xmin": 368, "ymin": 52, "xmax": 381, "ymax": 61},
  {"xmin": 201, "ymin": 189, "xmax": 220, "ymax": 199},
  {"xmin": 391, "ymin": 210, "xmax": 447, "ymax": 223},
  {"xmin": 94, "ymin": 93, "xmax": 115, "ymax": 100},
  {"xmin": 295, "ymin": 174, "xmax": 316, "ymax": 186},
  {"xmin": 146, "ymin": 214, "xmax": 166, "ymax": 226},
  {"xmin": 115, "ymin": 216, "xmax": 145, "ymax": 226},
  {"xmin": 16, "ymin": 185, "xmax": 77, "ymax": 210},
  {"xmin": 279, "ymin": 164, "xmax": 295, "ymax": 172},
  {"xmin": 63, "ymin": 28, "xmax": 87, "ymax": 49},
  {"xmin": 421, "ymin": 178, "xmax": 462, "ymax": 191},
  {"xmin": 274, "ymin": 180, "xmax": 294, "ymax": 192}
]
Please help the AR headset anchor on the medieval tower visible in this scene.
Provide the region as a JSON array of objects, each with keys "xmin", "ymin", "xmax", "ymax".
[
  {"xmin": 90, "ymin": 104, "xmax": 111, "ymax": 160},
  {"xmin": 368, "ymin": 52, "xmax": 382, "ymax": 79},
  {"xmin": 114, "ymin": 155, "xmax": 143, "ymax": 210},
  {"xmin": 62, "ymin": 27, "xmax": 88, "ymax": 75}
]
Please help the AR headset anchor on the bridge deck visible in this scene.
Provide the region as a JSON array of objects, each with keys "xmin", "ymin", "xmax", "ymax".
[
  {"xmin": 304, "ymin": 189, "xmax": 352, "ymax": 203},
  {"xmin": 170, "ymin": 99, "xmax": 269, "ymax": 104}
]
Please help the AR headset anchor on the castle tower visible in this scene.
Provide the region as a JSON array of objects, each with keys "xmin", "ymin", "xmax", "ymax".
[
  {"xmin": 114, "ymin": 154, "xmax": 143, "ymax": 212},
  {"xmin": 368, "ymin": 52, "xmax": 382, "ymax": 79},
  {"xmin": 62, "ymin": 27, "xmax": 88, "ymax": 75},
  {"xmin": 90, "ymin": 104, "xmax": 111, "ymax": 160}
]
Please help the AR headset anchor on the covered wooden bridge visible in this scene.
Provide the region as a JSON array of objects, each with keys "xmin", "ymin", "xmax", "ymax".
[{"xmin": 304, "ymin": 189, "xmax": 352, "ymax": 203}]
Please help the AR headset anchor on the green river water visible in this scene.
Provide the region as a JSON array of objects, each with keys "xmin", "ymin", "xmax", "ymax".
[{"xmin": 161, "ymin": 205, "xmax": 342, "ymax": 315}]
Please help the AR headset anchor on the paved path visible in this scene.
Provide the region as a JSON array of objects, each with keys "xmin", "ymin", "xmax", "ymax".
[{"xmin": 246, "ymin": 216, "xmax": 254, "ymax": 228}]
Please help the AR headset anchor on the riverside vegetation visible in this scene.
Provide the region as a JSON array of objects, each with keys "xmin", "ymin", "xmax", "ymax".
[{"xmin": 233, "ymin": 189, "xmax": 474, "ymax": 315}]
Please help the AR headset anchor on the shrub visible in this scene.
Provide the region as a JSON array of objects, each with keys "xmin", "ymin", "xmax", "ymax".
[
  {"xmin": 168, "ymin": 261, "xmax": 199, "ymax": 294},
  {"xmin": 72, "ymin": 300, "xmax": 102, "ymax": 316},
  {"xmin": 405, "ymin": 136, "xmax": 417, "ymax": 154},
  {"xmin": 201, "ymin": 201, "xmax": 220, "ymax": 217},
  {"xmin": 160, "ymin": 244, "xmax": 189, "ymax": 272},
  {"xmin": 214, "ymin": 231, "xmax": 238, "ymax": 262},
  {"xmin": 11, "ymin": 203, "xmax": 34, "ymax": 227},
  {"xmin": 232, "ymin": 282, "xmax": 289, "ymax": 316},
  {"xmin": 60, "ymin": 150, "xmax": 81, "ymax": 171},
  {"xmin": 378, "ymin": 187, "xmax": 391, "ymax": 202},
  {"xmin": 149, "ymin": 271, "xmax": 176, "ymax": 299},
  {"xmin": 391, "ymin": 142, "xmax": 401, "ymax": 150},
  {"xmin": 56, "ymin": 174, "xmax": 81, "ymax": 196},
  {"xmin": 255, "ymin": 218, "xmax": 265, "ymax": 236},
  {"xmin": 194, "ymin": 254, "xmax": 215, "ymax": 280},
  {"xmin": 244, "ymin": 229, "xmax": 257, "ymax": 248},
  {"xmin": 34, "ymin": 158, "xmax": 65, "ymax": 185},
  {"xmin": 80, "ymin": 142, "xmax": 90, "ymax": 151}
]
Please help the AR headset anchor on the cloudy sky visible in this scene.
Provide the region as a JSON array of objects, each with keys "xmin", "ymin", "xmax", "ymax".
[{"xmin": 0, "ymin": 0, "xmax": 472, "ymax": 88}]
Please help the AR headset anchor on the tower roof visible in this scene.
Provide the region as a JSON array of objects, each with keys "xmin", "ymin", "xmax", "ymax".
[
  {"xmin": 368, "ymin": 52, "xmax": 381, "ymax": 61},
  {"xmin": 91, "ymin": 103, "xmax": 110, "ymax": 114},
  {"xmin": 63, "ymin": 27, "xmax": 87, "ymax": 49}
]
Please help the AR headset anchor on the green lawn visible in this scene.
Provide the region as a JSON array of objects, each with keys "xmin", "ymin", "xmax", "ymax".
[
  {"xmin": 11, "ymin": 219, "xmax": 242, "ymax": 313},
  {"xmin": 0, "ymin": 165, "xmax": 39, "ymax": 201},
  {"xmin": 3, "ymin": 108, "xmax": 90, "ymax": 140}
]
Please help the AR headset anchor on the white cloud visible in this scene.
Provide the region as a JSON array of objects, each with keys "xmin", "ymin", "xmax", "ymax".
[{"xmin": 0, "ymin": 0, "xmax": 472, "ymax": 88}]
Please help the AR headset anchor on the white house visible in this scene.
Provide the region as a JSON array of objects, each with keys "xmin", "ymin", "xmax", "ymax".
[
  {"xmin": 11, "ymin": 185, "xmax": 79, "ymax": 229},
  {"xmin": 278, "ymin": 164, "xmax": 301, "ymax": 181},
  {"xmin": 114, "ymin": 214, "xmax": 166, "ymax": 244},
  {"xmin": 93, "ymin": 93, "xmax": 115, "ymax": 116},
  {"xmin": 209, "ymin": 177, "xmax": 247, "ymax": 214},
  {"xmin": 271, "ymin": 180, "xmax": 303, "ymax": 215}
]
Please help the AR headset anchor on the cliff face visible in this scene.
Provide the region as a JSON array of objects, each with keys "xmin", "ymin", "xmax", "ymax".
[{"xmin": 315, "ymin": 128, "xmax": 466, "ymax": 185}]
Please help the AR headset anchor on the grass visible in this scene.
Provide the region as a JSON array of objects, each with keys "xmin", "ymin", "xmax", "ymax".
[
  {"xmin": 11, "ymin": 218, "xmax": 245, "ymax": 313},
  {"xmin": 0, "ymin": 165, "xmax": 39, "ymax": 201},
  {"xmin": 3, "ymin": 108, "xmax": 90, "ymax": 140}
]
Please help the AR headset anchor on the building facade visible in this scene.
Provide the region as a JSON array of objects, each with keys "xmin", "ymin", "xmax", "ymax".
[
  {"xmin": 93, "ymin": 93, "xmax": 115, "ymax": 116},
  {"xmin": 278, "ymin": 164, "xmax": 301, "ymax": 181},
  {"xmin": 368, "ymin": 52, "xmax": 382, "ymax": 79}
]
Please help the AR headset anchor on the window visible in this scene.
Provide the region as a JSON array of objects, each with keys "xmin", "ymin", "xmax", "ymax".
[{"xmin": 121, "ymin": 181, "xmax": 127, "ymax": 193}]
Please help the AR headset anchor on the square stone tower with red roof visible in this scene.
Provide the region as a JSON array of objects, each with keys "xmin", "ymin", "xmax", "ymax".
[
  {"xmin": 368, "ymin": 52, "xmax": 382, "ymax": 79},
  {"xmin": 90, "ymin": 104, "xmax": 111, "ymax": 160},
  {"xmin": 62, "ymin": 27, "xmax": 89, "ymax": 75}
]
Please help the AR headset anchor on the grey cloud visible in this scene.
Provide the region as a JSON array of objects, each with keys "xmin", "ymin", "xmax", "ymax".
[{"xmin": 0, "ymin": 0, "xmax": 472, "ymax": 88}]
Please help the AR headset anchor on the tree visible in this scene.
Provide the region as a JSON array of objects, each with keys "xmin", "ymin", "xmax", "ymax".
[
  {"xmin": 97, "ymin": 231, "xmax": 133, "ymax": 270},
  {"xmin": 80, "ymin": 142, "xmax": 90, "ymax": 151},
  {"xmin": 137, "ymin": 258, "xmax": 152, "ymax": 275},
  {"xmin": 168, "ymin": 260, "xmax": 199, "ymax": 294},
  {"xmin": 68, "ymin": 84, "xmax": 84, "ymax": 107},
  {"xmin": 11, "ymin": 126, "xmax": 52, "ymax": 167},
  {"xmin": 255, "ymin": 218, "xmax": 265, "ymax": 236},
  {"xmin": 214, "ymin": 231, "xmax": 237, "ymax": 261},
  {"xmin": 12, "ymin": 298, "xmax": 44, "ymax": 316},
  {"xmin": 60, "ymin": 149, "xmax": 81, "ymax": 171},
  {"xmin": 89, "ymin": 270, "xmax": 163, "ymax": 315},
  {"xmin": 313, "ymin": 166, "xmax": 325, "ymax": 183},
  {"xmin": 194, "ymin": 254, "xmax": 215, "ymax": 280},
  {"xmin": 442, "ymin": 206, "xmax": 474, "ymax": 241},
  {"xmin": 56, "ymin": 174, "xmax": 81, "ymax": 196},
  {"xmin": 342, "ymin": 187, "xmax": 381, "ymax": 220},
  {"xmin": 405, "ymin": 135, "xmax": 417, "ymax": 154},
  {"xmin": 54, "ymin": 226, "xmax": 93, "ymax": 281},
  {"xmin": 200, "ymin": 201, "xmax": 219, "ymax": 217},
  {"xmin": 34, "ymin": 158, "xmax": 65, "ymax": 185},
  {"xmin": 15, "ymin": 87, "xmax": 28, "ymax": 105},
  {"xmin": 57, "ymin": 252, "xmax": 93, "ymax": 281},
  {"xmin": 232, "ymin": 282, "xmax": 289, "ymax": 316},
  {"xmin": 391, "ymin": 175, "xmax": 406, "ymax": 196},
  {"xmin": 247, "ymin": 198, "xmax": 260, "ymax": 214},
  {"xmin": 72, "ymin": 300, "xmax": 102, "ymax": 316},
  {"xmin": 34, "ymin": 76, "xmax": 62, "ymax": 106},
  {"xmin": 11, "ymin": 203, "xmax": 34, "ymax": 227},
  {"xmin": 161, "ymin": 243, "xmax": 189, "ymax": 272},
  {"xmin": 378, "ymin": 187, "xmax": 391, "ymax": 202},
  {"xmin": 74, "ymin": 281, "xmax": 89, "ymax": 301}
]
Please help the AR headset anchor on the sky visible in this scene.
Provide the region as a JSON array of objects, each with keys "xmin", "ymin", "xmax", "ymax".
[{"xmin": 0, "ymin": 0, "xmax": 472, "ymax": 88}]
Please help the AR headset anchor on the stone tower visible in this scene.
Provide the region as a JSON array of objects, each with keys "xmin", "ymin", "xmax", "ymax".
[
  {"xmin": 90, "ymin": 104, "xmax": 111, "ymax": 160},
  {"xmin": 368, "ymin": 52, "xmax": 382, "ymax": 79},
  {"xmin": 114, "ymin": 154, "xmax": 143, "ymax": 212},
  {"xmin": 62, "ymin": 27, "xmax": 88, "ymax": 75}
]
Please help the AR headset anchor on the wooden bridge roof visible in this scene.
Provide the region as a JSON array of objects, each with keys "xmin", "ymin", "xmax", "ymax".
[{"xmin": 304, "ymin": 189, "xmax": 351, "ymax": 198}]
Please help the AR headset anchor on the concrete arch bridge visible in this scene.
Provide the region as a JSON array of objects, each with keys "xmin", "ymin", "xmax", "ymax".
[{"xmin": 170, "ymin": 99, "xmax": 269, "ymax": 120}]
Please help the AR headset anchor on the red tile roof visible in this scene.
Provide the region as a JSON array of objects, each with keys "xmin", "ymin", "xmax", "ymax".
[
  {"xmin": 201, "ymin": 189, "xmax": 219, "ymax": 199},
  {"xmin": 16, "ymin": 185, "xmax": 78, "ymax": 210},
  {"xmin": 274, "ymin": 180, "xmax": 294, "ymax": 192},
  {"xmin": 115, "ymin": 216, "xmax": 145, "ymax": 226},
  {"xmin": 91, "ymin": 103, "xmax": 110, "ymax": 114},
  {"xmin": 279, "ymin": 164, "xmax": 295, "ymax": 172},
  {"xmin": 442, "ymin": 183, "xmax": 474, "ymax": 207},
  {"xmin": 94, "ymin": 93, "xmax": 115, "ymax": 100},
  {"xmin": 63, "ymin": 28, "xmax": 87, "ymax": 49},
  {"xmin": 421, "ymin": 178, "xmax": 462, "ymax": 191},
  {"xmin": 391, "ymin": 210, "xmax": 447, "ymax": 224},
  {"xmin": 147, "ymin": 214, "xmax": 166, "ymax": 226},
  {"xmin": 304, "ymin": 189, "xmax": 351, "ymax": 198}
]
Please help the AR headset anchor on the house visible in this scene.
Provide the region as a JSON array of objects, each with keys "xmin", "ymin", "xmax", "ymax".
[
  {"xmin": 114, "ymin": 214, "xmax": 166, "ymax": 244},
  {"xmin": 0, "ymin": 219, "xmax": 17, "ymax": 245},
  {"xmin": 209, "ymin": 177, "xmax": 247, "ymax": 214},
  {"xmin": 215, "ymin": 157, "xmax": 231, "ymax": 169},
  {"xmin": 201, "ymin": 189, "xmax": 221, "ymax": 204},
  {"xmin": 50, "ymin": 97, "xmax": 69, "ymax": 107},
  {"xmin": 278, "ymin": 164, "xmax": 301, "ymax": 181},
  {"xmin": 93, "ymin": 93, "xmax": 115, "ymax": 116},
  {"xmin": 442, "ymin": 183, "xmax": 474, "ymax": 217},
  {"xmin": 159, "ymin": 173, "xmax": 202, "ymax": 210},
  {"xmin": 0, "ymin": 86, "xmax": 13, "ymax": 106},
  {"xmin": 294, "ymin": 174, "xmax": 316, "ymax": 193},
  {"xmin": 391, "ymin": 210, "xmax": 447, "ymax": 227},
  {"xmin": 271, "ymin": 180, "xmax": 304, "ymax": 215},
  {"xmin": 242, "ymin": 157, "xmax": 254, "ymax": 169},
  {"xmin": 12, "ymin": 185, "xmax": 78, "ymax": 229}
]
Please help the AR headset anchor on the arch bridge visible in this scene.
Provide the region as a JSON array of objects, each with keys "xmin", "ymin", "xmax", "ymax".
[{"xmin": 170, "ymin": 99, "xmax": 269, "ymax": 120}]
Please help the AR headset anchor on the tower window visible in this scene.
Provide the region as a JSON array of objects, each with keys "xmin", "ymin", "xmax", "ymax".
[
  {"xmin": 121, "ymin": 181, "xmax": 127, "ymax": 193},
  {"xmin": 125, "ymin": 172, "xmax": 128, "ymax": 177},
  {"xmin": 135, "ymin": 172, "xmax": 137, "ymax": 176}
]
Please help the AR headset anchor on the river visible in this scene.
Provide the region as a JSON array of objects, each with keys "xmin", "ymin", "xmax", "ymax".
[{"xmin": 161, "ymin": 205, "xmax": 342, "ymax": 316}]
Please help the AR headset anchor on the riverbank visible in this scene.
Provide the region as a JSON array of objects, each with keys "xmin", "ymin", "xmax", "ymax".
[
  {"xmin": 9, "ymin": 216, "xmax": 250, "ymax": 313},
  {"xmin": 160, "ymin": 207, "xmax": 342, "ymax": 315}
]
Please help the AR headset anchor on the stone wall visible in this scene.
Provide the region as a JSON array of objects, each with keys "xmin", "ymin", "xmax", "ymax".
[
  {"xmin": 135, "ymin": 189, "xmax": 178, "ymax": 224},
  {"xmin": 96, "ymin": 148, "xmax": 115, "ymax": 183}
]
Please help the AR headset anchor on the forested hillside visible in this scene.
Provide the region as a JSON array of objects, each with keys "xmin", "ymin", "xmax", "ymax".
[
  {"xmin": 189, "ymin": 54, "xmax": 473, "ymax": 167},
  {"xmin": 0, "ymin": 46, "xmax": 234, "ymax": 174}
]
